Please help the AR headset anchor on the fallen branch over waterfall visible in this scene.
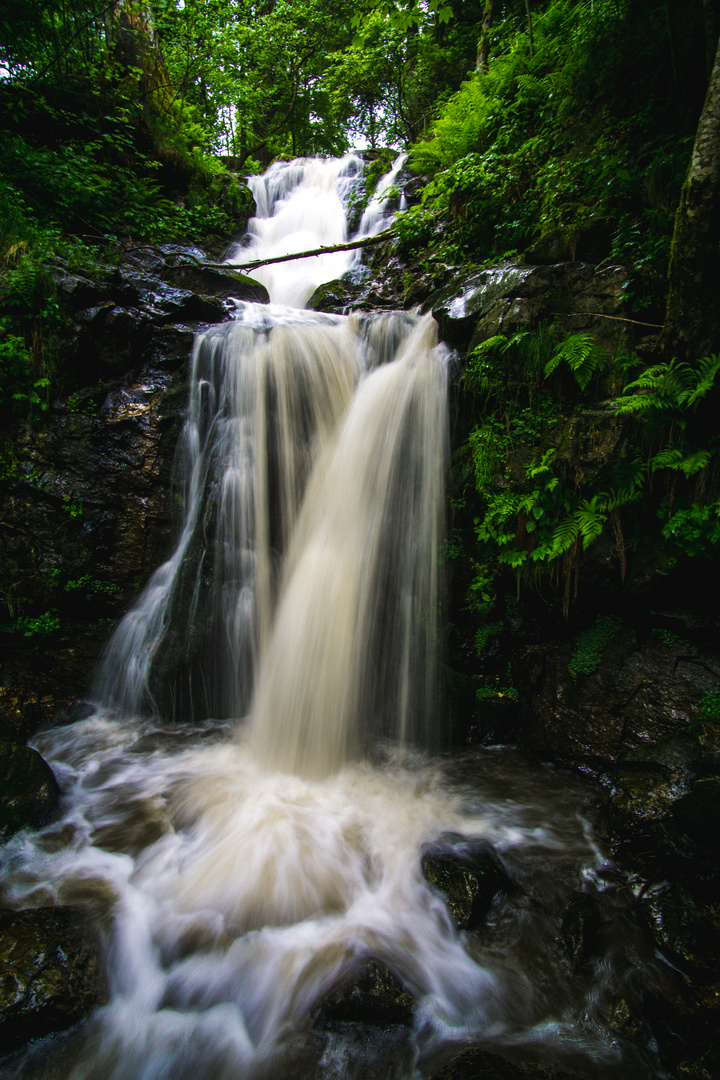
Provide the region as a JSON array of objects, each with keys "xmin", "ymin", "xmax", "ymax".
[{"xmin": 178, "ymin": 227, "xmax": 398, "ymax": 272}]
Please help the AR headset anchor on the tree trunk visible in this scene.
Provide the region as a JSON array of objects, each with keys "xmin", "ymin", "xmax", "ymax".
[
  {"xmin": 525, "ymin": 0, "xmax": 534, "ymax": 59},
  {"xmin": 664, "ymin": 32, "xmax": 720, "ymax": 359},
  {"xmin": 476, "ymin": 0, "xmax": 494, "ymax": 73}
]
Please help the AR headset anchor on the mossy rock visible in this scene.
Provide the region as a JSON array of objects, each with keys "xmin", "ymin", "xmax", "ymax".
[
  {"xmin": 421, "ymin": 836, "xmax": 512, "ymax": 931},
  {"xmin": 0, "ymin": 907, "xmax": 104, "ymax": 1054},
  {"xmin": 0, "ymin": 742, "xmax": 59, "ymax": 842},
  {"xmin": 306, "ymin": 279, "xmax": 359, "ymax": 313},
  {"xmin": 160, "ymin": 263, "xmax": 269, "ymax": 304},
  {"xmin": 315, "ymin": 958, "xmax": 415, "ymax": 1027}
]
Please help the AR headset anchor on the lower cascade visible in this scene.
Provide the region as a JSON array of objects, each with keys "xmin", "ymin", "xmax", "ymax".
[{"xmin": 0, "ymin": 158, "xmax": 666, "ymax": 1080}]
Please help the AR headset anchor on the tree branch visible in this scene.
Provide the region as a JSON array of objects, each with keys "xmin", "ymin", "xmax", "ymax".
[{"xmin": 198, "ymin": 228, "xmax": 398, "ymax": 272}]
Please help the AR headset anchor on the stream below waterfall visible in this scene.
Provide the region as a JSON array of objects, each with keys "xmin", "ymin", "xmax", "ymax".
[{"xmin": 0, "ymin": 157, "xmax": 671, "ymax": 1079}]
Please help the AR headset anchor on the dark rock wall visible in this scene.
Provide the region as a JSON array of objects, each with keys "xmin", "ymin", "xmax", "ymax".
[{"xmin": 0, "ymin": 247, "xmax": 268, "ymax": 733}]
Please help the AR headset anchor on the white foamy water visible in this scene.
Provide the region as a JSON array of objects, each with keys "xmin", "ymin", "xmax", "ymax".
[
  {"xmin": 0, "ymin": 157, "xmax": 666, "ymax": 1080},
  {"xmin": 226, "ymin": 155, "xmax": 366, "ymax": 307},
  {"xmin": 0, "ymin": 712, "xmax": 636, "ymax": 1079}
]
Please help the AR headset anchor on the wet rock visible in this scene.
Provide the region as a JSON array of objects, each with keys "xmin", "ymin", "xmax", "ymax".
[
  {"xmin": 0, "ymin": 907, "xmax": 104, "ymax": 1053},
  {"xmin": 424, "ymin": 262, "xmax": 630, "ymax": 358},
  {"xmin": 421, "ymin": 838, "xmax": 511, "ymax": 931},
  {"xmin": 52, "ymin": 271, "xmax": 108, "ymax": 313},
  {"xmin": 424, "ymin": 263, "xmax": 536, "ymax": 347},
  {"xmin": 642, "ymin": 880, "xmax": 720, "ymax": 970},
  {"xmin": 429, "ymin": 1046, "xmax": 580, "ymax": 1079},
  {"xmin": 0, "ymin": 353, "xmax": 188, "ymax": 715},
  {"xmin": 316, "ymin": 958, "xmax": 415, "ymax": 1026},
  {"xmin": 558, "ymin": 893, "xmax": 602, "ymax": 968},
  {"xmin": 307, "ymin": 278, "xmax": 363, "ymax": 313},
  {"xmin": 160, "ymin": 263, "xmax": 269, "ymax": 303},
  {"xmin": 518, "ymin": 624, "xmax": 720, "ymax": 770},
  {"xmin": 0, "ymin": 691, "xmax": 43, "ymax": 744},
  {"xmin": 0, "ymin": 742, "xmax": 59, "ymax": 841}
]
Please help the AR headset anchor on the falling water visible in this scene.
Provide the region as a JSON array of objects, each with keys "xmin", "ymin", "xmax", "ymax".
[{"xmin": 0, "ymin": 158, "xmax": 669, "ymax": 1080}]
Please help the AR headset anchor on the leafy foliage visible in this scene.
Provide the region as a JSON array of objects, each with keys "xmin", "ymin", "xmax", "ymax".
[
  {"xmin": 544, "ymin": 334, "xmax": 607, "ymax": 392},
  {"xmin": 406, "ymin": 0, "xmax": 689, "ymax": 274},
  {"xmin": 613, "ymin": 356, "xmax": 720, "ymax": 417}
]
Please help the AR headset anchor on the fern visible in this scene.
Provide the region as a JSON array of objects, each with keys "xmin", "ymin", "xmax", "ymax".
[
  {"xmin": 574, "ymin": 495, "xmax": 609, "ymax": 548},
  {"xmin": 650, "ymin": 447, "xmax": 713, "ymax": 477},
  {"xmin": 613, "ymin": 355, "xmax": 720, "ymax": 416},
  {"xmin": 544, "ymin": 333, "xmax": 606, "ymax": 391},
  {"xmin": 680, "ymin": 355, "xmax": 720, "ymax": 408},
  {"xmin": 549, "ymin": 515, "xmax": 581, "ymax": 557}
]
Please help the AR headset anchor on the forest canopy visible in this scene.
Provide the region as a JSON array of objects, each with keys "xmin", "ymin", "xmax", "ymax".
[{"xmin": 0, "ymin": 0, "xmax": 718, "ymax": 343}]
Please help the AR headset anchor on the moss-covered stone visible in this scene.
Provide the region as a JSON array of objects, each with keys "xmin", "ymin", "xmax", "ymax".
[
  {"xmin": 316, "ymin": 958, "xmax": 415, "ymax": 1026},
  {"xmin": 421, "ymin": 837, "xmax": 512, "ymax": 931},
  {"xmin": 0, "ymin": 742, "xmax": 59, "ymax": 841},
  {"xmin": 0, "ymin": 907, "xmax": 104, "ymax": 1053}
]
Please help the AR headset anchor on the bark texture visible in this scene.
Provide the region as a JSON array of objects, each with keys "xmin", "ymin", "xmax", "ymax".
[
  {"xmin": 664, "ymin": 33, "xmax": 720, "ymax": 359},
  {"xmin": 475, "ymin": 0, "xmax": 494, "ymax": 73}
]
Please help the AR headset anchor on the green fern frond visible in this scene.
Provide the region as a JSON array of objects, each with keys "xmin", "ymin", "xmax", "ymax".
[
  {"xmin": 677, "ymin": 449, "xmax": 713, "ymax": 477},
  {"xmin": 470, "ymin": 335, "xmax": 508, "ymax": 358},
  {"xmin": 574, "ymin": 495, "xmax": 608, "ymax": 547},
  {"xmin": 651, "ymin": 447, "xmax": 713, "ymax": 477},
  {"xmin": 551, "ymin": 515, "xmax": 580, "ymax": 556},
  {"xmin": 545, "ymin": 333, "xmax": 606, "ymax": 391},
  {"xmin": 650, "ymin": 447, "xmax": 684, "ymax": 470},
  {"xmin": 682, "ymin": 354, "xmax": 720, "ymax": 407}
]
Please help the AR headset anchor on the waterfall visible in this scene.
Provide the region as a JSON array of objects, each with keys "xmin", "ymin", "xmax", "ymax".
[
  {"xmin": 94, "ymin": 153, "xmax": 448, "ymax": 776},
  {"xmin": 0, "ymin": 156, "xmax": 666, "ymax": 1080},
  {"xmin": 225, "ymin": 155, "xmax": 365, "ymax": 307},
  {"xmin": 355, "ymin": 152, "xmax": 408, "ymax": 240},
  {"xmin": 249, "ymin": 313, "xmax": 446, "ymax": 778}
]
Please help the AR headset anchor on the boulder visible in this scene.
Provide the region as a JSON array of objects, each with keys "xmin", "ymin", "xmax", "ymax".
[
  {"xmin": 421, "ymin": 836, "xmax": 512, "ymax": 931},
  {"xmin": 0, "ymin": 907, "xmax": 104, "ymax": 1053},
  {"xmin": 307, "ymin": 278, "xmax": 362, "ymax": 313},
  {"xmin": 159, "ymin": 263, "xmax": 269, "ymax": 304},
  {"xmin": 316, "ymin": 958, "xmax": 415, "ymax": 1027},
  {"xmin": 0, "ymin": 742, "xmax": 59, "ymax": 842}
]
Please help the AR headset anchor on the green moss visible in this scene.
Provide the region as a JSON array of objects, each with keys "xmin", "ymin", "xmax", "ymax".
[
  {"xmin": 651, "ymin": 627, "xmax": 685, "ymax": 648},
  {"xmin": 568, "ymin": 615, "xmax": 623, "ymax": 679},
  {"xmin": 701, "ymin": 689, "xmax": 720, "ymax": 724}
]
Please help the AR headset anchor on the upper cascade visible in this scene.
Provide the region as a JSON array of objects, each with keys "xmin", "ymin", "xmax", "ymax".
[{"xmin": 225, "ymin": 153, "xmax": 405, "ymax": 308}]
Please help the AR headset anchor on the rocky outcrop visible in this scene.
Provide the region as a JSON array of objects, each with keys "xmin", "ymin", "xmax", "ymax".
[
  {"xmin": 0, "ymin": 245, "xmax": 268, "ymax": 730},
  {"xmin": 0, "ymin": 907, "xmax": 104, "ymax": 1053},
  {"xmin": 423, "ymin": 261, "xmax": 633, "ymax": 357},
  {"xmin": 421, "ymin": 835, "xmax": 512, "ymax": 931}
]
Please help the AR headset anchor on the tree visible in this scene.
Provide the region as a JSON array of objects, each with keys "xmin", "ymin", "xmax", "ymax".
[
  {"xmin": 476, "ymin": 0, "xmax": 494, "ymax": 72},
  {"xmin": 664, "ymin": 28, "xmax": 720, "ymax": 359}
]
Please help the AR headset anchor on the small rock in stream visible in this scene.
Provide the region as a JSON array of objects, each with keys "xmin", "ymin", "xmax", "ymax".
[
  {"xmin": 421, "ymin": 835, "xmax": 513, "ymax": 931},
  {"xmin": 315, "ymin": 958, "xmax": 415, "ymax": 1027},
  {"xmin": 0, "ymin": 907, "xmax": 104, "ymax": 1054}
]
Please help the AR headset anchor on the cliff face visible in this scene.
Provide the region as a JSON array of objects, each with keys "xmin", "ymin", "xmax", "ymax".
[{"xmin": 0, "ymin": 246, "xmax": 268, "ymax": 734}]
